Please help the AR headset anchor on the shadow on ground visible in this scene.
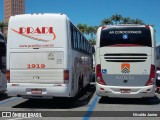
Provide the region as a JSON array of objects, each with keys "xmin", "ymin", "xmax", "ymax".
[
  {"xmin": 13, "ymin": 83, "xmax": 95, "ymax": 109},
  {"xmin": 0, "ymin": 93, "xmax": 10, "ymax": 101},
  {"xmin": 98, "ymin": 96, "xmax": 160, "ymax": 105}
]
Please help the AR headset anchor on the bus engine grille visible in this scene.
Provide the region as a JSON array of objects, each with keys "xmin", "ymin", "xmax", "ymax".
[{"xmin": 104, "ymin": 53, "xmax": 147, "ymax": 62}]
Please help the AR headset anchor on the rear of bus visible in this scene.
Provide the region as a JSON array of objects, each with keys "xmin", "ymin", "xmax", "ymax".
[
  {"xmin": 96, "ymin": 25, "xmax": 156, "ymax": 98},
  {"xmin": 7, "ymin": 14, "xmax": 71, "ymax": 99}
]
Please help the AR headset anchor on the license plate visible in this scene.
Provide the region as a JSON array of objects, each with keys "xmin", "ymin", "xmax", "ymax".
[
  {"xmin": 121, "ymin": 89, "xmax": 131, "ymax": 93},
  {"xmin": 31, "ymin": 89, "xmax": 42, "ymax": 94}
]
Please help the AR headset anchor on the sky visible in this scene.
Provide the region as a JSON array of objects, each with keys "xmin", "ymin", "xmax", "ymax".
[{"xmin": 0, "ymin": 0, "xmax": 160, "ymax": 43}]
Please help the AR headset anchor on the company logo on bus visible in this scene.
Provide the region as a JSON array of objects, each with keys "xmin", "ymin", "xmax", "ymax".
[
  {"xmin": 121, "ymin": 63, "xmax": 130, "ymax": 73},
  {"xmin": 11, "ymin": 27, "xmax": 56, "ymax": 42}
]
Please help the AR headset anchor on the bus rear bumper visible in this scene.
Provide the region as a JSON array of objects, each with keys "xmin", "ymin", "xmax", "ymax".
[
  {"xmin": 96, "ymin": 83, "xmax": 155, "ymax": 98},
  {"xmin": 7, "ymin": 83, "xmax": 71, "ymax": 99}
]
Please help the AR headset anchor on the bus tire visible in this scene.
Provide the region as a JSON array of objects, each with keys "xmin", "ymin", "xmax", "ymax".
[
  {"xmin": 78, "ymin": 77, "xmax": 81, "ymax": 95},
  {"xmin": 81, "ymin": 75, "xmax": 84, "ymax": 90}
]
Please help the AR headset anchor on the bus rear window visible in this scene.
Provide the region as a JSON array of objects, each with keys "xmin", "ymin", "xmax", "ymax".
[{"xmin": 100, "ymin": 27, "xmax": 152, "ymax": 47}]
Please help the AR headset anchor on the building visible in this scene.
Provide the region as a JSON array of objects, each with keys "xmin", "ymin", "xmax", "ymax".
[{"xmin": 4, "ymin": 0, "xmax": 25, "ymax": 23}]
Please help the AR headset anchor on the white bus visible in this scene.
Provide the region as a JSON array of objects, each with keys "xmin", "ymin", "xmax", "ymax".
[
  {"xmin": 0, "ymin": 32, "xmax": 6, "ymax": 93},
  {"xmin": 7, "ymin": 13, "xmax": 93, "ymax": 99},
  {"xmin": 95, "ymin": 25, "xmax": 156, "ymax": 98}
]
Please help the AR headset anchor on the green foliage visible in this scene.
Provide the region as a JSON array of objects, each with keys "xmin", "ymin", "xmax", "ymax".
[
  {"xmin": 110, "ymin": 14, "xmax": 123, "ymax": 25},
  {"xmin": 101, "ymin": 18, "xmax": 113, "ymax": 25},
  {"xmin": 0, "ymin": 21, "xmax": 8, "ymax": 34},
  {"xmin": 77, "ymin": 24, "xmax": 98, "ymax": 45},
  {"xmin": 131, "ymin": 19, "xmax": 144, "ymax": 25},
  {"xmin": 77, "ymin": 14, "xmax": 152, "ymax": 45},
  {"xmin": 77, "ymin": 23, "xmax": 87, "ymax": 34},
  {"xmin": 89, "ymin": 38, "xmax": 96, "ymax": 45},
  {"xmin": 120, "ymin": 17, "xmax": 132, "ymax": 24}
]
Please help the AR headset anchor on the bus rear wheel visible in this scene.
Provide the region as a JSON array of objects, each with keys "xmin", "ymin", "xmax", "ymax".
[{"xmin": 78, "ymin": 77, "xmax": 83, "ymax": 94}]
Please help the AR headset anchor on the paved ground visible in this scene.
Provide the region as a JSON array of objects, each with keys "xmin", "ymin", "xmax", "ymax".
[{"xmin": 0, "ymin": 83, "xmax": 160, "ymax": 120}]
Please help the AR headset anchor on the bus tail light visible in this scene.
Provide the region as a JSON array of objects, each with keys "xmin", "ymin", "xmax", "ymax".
[
  {"xmin": 145, "ymin": 25, "xmax": 150, "ymax": 29},
  {"xmin": 146, "ymin": 64, "xmax": 155, "ymax": 86},
  {"xmin": 64, "ymin": 70, "xmax": 69, "ymax": 84},
  {"xmin": 6, "ymin": 70, "xmax": 10, "ymax": 83},
  {"xmin": 96, "ymin": 64, "xmax": 106, "ymax": 85},
  {"xmin": 102, "ymin": 26, "xmax": 107, "ymax": 29}
]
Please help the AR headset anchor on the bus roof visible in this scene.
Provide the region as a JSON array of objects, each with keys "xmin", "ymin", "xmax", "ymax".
[
  {"xmin": 100, "ymin": 24, "xmax": 150, "ymax": 28},
  {"xmin": 9, "ymin": 13, "xmax": 69, "ymax": 22}
]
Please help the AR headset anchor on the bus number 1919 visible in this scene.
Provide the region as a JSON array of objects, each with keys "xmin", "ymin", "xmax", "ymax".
[{"xmin": 27, "ymin": 64, "xmax": 45, "ymax": 69}]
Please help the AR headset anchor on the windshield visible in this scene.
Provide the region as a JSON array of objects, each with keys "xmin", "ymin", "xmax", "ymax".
[{"xmin": 100, "ymin": 27, "xmax": 152, "ymax": 47}]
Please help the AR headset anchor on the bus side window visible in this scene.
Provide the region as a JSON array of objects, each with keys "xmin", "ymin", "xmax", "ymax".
[
  {"xmin": 80, "ymin": 35, "xmax": 83, "ymax": 51},
  {"xmin": 73, "ymin": 29, "xmax": 77, "ymax": 49},
  {"xmin": 70, "ymin": 24, "xmax": 74, "ymax": 48}
]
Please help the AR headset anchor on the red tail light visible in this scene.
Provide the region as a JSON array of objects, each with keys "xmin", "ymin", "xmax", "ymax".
[
  {"xmin": 64, "ymin": 70, "xmax": 69, "ymax": 84},
  {"xmin": 102, "ymin": 26, "xmax": 107, "ymax": 29},
  {"xmin": 145, "ymin": 25, "xmax": 150, "ymax": 29},
  {"xmin": 96, "ymin": 64, "xmax": 106, "ymax": 85},
  {"xmin": 146, "ymin": 64, "xmax": 155, "ymax": 86},
  {"xmin": 6, "ymin": 70, "xmax": 10, "ymax": 83}
]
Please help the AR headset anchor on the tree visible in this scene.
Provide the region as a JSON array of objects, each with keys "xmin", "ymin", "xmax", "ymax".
[
  {"xmin": 0, "ymin": 21, "xmax": 8, "ymax": 39},
  {"xmin": 77, "ymin": 23, "xmax": 87, "ymax": 34},
  {"xmin": 93, "ymin": 26, "xmax": 99, "ymax": 34},
  {"xmin": 86, "ymin": 26, "xmax": 94, "ymax": 39},
  {"xmin": 89, "ymin": 38, "xmax": 96, "ymax": 45},
  {"xmin": 77, "ymin": 24, "xmax": 97, "ymax": 45},
  {"xmin": 88, "ymin": 26, "xmax": 98, "ymax": 45},
  {"xmin": 77, "ymin": 14, "xmax": 149, "ymax": 45},
  {"xmin": 101, "ymin": 18, "xmax": 113, "ymax": 25},
  {"xmin": 110, "ymin": 14, "xmax": 123, "ymax": 25},
  {"xmin": 0, "ymin": 22, "xmax": 5, "ymax": 33},
  {"xmin": 131, "ymin": 18, "xmax": 144, "ymax": 25},
  {"xmin": 120, "ymin": 17, "xmax": 132, "ymax": 24}
]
